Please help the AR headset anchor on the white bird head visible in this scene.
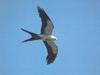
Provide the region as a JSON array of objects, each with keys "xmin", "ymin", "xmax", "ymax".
[{"xmin": 50, "ymin": 35, "xmax": 57, "ymax": 40}]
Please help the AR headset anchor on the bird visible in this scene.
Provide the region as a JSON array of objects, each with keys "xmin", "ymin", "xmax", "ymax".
[{"xmin": 21, "ymin": 6, "xmax": 58, "ymax": 64}]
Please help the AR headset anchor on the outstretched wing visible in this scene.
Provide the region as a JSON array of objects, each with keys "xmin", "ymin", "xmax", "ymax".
[
  {"xmin": 37, "ymin": 6, "xmax": 54, "ymax": 35},
  {"xmin": 43, "ymin": 41, "xmax": 58, "ymax": 64}
]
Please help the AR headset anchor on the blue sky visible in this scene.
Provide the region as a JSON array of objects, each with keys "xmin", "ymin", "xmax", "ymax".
[{"xmin": 0, "ymin": 0, "xmax": 100, "ymax": 75}]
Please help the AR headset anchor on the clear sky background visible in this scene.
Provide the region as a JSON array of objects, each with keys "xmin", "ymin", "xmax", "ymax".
[{"xmin": 0, "ymin": 0, "xmax": 100, "ymax": 75}]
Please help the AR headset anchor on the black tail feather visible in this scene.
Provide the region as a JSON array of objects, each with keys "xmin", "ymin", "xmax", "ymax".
[
  {"xmin": 22, "ymin": 38, "xmax": 33, "ymax": 43},
  {"xmin": 21, "ymin": 28, "xmax": 41, "ymax": 42},
  {"xmin": 21, "ymin": 28, "xmax": 33, "ymax": 35}
]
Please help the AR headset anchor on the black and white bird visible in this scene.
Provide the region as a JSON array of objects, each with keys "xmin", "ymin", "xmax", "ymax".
[{"xmin": 21, "ymin": 6, "xmax": 58, "ymax": 64}]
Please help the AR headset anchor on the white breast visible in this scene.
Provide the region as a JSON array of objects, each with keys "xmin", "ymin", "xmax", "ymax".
[
  {"xmin": 50, "ymin": 35, "xmax": 57, "ymax": 40},
  {"xmin": 39, "ymin": 35, "xmax": 57, "ymax": 41}
]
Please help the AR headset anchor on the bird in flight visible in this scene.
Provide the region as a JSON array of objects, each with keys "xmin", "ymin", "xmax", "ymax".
[{"xmin": 21, "ymin": 6, "xmax": 58, "ymax": 64}]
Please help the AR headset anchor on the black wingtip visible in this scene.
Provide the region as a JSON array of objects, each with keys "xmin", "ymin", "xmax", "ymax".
[
  {"xmin": 37, "ymin": 6, "xmax": 44, "ymax": 11},
  {"xmin": 46, "ymin": 54, "xmax": 57, "ymax": 64},
  {"xmin": 37, "ymin": 6, "xmax": 41, "ymax": 9}
]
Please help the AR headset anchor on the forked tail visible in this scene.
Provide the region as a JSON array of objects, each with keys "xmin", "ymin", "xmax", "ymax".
[{"xmin": 21, "ymin": 28, "xmax": 41, "ymax": 42}]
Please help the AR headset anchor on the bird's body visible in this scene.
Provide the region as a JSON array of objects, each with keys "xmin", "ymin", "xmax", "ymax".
[
  {"xmin": 39, "ymin": 34, "xmax": 57, "ymax": 41},
  {"xmin": 21, "ymin": 6, "xmax": 58, "ymax": 64}
]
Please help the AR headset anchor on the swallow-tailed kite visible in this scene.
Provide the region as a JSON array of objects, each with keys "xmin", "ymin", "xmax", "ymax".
[{"xmin": 21, "ymin": 6, "xmax": 58, "ymax": 64}]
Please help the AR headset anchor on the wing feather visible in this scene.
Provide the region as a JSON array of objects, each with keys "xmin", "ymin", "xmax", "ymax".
[
  {"xmin": 37, "ymin": 7, "xmax": 54, "ymax": 35},
  {"xmin": 43, "ymin": 41, "xmax": 58, "ymax": 64}
]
